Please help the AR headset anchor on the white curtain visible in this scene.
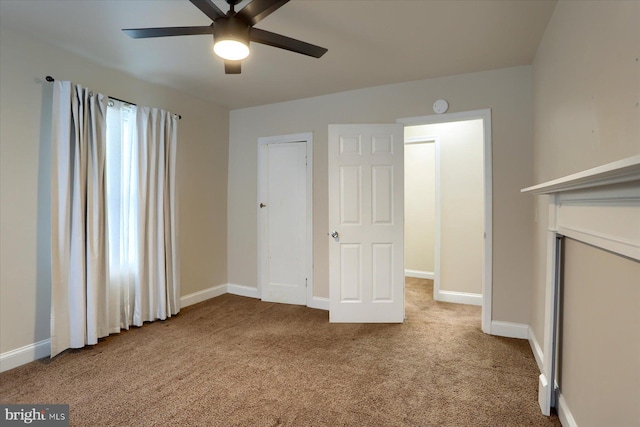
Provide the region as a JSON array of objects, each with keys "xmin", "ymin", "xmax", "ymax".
[
  {"xmin": 51, "ymin": 82, "xmax": 180, "ymax": 358},
  {"xmin": 51, "ymin": 81, "xmax": 109, "ymax": 357},
  {"xmin": 133, "ymin": 106, "xmax": 180, "ymax": 325}
]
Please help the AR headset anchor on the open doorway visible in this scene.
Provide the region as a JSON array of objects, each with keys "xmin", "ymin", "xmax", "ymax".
[
  {"xmin": 404, "ymin": 139, "xmax": 437, "ymax": 282},
  {"xmin": 399, "ymin": 110, "xmax": 492, "ymax": 333}
]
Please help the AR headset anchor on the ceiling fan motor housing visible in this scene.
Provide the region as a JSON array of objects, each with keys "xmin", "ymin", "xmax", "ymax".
[{"xmin": 214, "ymin": 16, "xmax": 250, "ymax": 46}]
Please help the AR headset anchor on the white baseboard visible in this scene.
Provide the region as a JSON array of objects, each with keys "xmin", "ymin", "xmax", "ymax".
[
  {"xmin": 227, "ymin": 283, "xmax": 260, "ymax": 299},
  {"xmin": 180, "ymin": 284, "xmax": 227, "ymax": 308},
  {"xmin": 227, "ymin": 282, "xmax": 327, "ymax": 310},
  {"xmin": 530, "ymin": 328, "xmax": 577, "ymax": 426},
  {"xmin": 0, "ymin": 339, "xmax": 50, "ymax": 373},
  {"xmin": 1, "ymin": 285, "xmax": 229, "ymax": 373},
  {"xmin": 405, "ymin": 269, "xmax": 435, "ymax": 280},
  {"xmin": 557, "ymin": 394, "xmax": 578, "ymax": 427},
  {"xmin": 435, "ymin": 290, "xmax": 482, "ymax": 306},
  {"xmin": 308, "ymin": 296, "xmax": 329, "ymax": 311},
  {"xmin": 528, "ymin": 326, "xmax": 544, "ymax": 373},
  {"xmin": 490, "ymin": 321, "xmax": 529, "ymax": 339}
]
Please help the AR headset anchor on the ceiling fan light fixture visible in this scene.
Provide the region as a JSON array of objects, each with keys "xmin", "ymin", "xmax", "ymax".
[
  {"xmin": 213, "ymin": 17, "xmax": 251, "ymax": 61},
  {"xmin": 214, "ymin": 39, "xmax": 250, "ymax": 61}
]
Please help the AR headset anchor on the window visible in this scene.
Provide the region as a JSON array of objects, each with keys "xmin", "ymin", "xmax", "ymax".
[{"xmin": 105, "ymin": 101, "xmax": 138, "ymax": 330}]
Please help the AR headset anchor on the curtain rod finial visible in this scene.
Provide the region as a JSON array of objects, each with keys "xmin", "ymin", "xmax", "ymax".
[{"xmin": 45, "ymin": 76, "xmax": 54, "ymax": 82}]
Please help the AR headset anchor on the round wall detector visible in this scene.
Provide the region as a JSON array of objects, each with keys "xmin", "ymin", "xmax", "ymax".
[{"xmin": 433, "ymin": 99, "xmax": 449, "ymax": 114}]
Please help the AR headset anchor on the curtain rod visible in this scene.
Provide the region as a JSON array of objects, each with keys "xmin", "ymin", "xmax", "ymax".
[{"xmin": 45, "ymin": 76, "xmax": 182, "ymax": 120}]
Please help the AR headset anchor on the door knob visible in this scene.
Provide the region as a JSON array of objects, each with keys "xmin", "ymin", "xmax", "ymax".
[{"xmin": 329, "ymin": 231, "xmax": 339, "ymax": 239}]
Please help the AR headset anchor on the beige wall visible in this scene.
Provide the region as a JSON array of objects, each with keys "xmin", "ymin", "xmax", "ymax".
[
  {"xmin": 405, "ymin": 121, "xmax": 484, "ymax": 295},
  {"xmin": 229, "ymin": 65, "xmax": 534, "ymax": 323},
  {"xmin": 0, "ymin": 26, "xmax": 229, "ymax": 355},
  {"xmin": 531, "ymin": 0, "xmax": 640, "ymax": 423},
  {"xmin": 560, "ymin": 239, "xmax": 640, "ymax": 427},
  {"xmin": 404, "ymin": 142, "xmax": 435, "ymax": 274}
]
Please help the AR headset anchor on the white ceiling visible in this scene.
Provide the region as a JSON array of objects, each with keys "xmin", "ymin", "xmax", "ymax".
[{"xmin": 0, "ymin": 0, "xmax": 557, "ymax": 110}]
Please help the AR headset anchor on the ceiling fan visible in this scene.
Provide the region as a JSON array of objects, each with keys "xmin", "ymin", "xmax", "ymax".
[{"xmin": 122, "ymin": 0, "xmax": 328, "ymax": 74}]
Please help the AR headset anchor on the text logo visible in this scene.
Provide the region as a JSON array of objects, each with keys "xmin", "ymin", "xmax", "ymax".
[{"xmin": 1, "ymin": 405, "xmax": 69, "ymax": 426}]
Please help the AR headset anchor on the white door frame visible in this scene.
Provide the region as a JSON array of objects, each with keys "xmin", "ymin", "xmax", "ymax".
[
  {"xmin": 257, "ymin": 133, "xmax": 314, "ymax": 305},
  {"xmin": 398, "ymin": 109, "xmax": 493, "ymax": 334}
]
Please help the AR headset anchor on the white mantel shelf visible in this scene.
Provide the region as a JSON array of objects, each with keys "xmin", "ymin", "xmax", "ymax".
[
  {"xmin": 522, "ymin": 154, "xmax": 640, "ymax": 195},
  {"xmin": 522, "ymin": 154, "xmax": 640, "ymax": 261}
]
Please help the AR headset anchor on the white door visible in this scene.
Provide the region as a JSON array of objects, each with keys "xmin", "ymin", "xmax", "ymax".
[
  {"xmin": 328, "ymin": 124, "xmax": 405, "ymax": 322},
  {"xmin": 258, "ymin": 135, "xmax": 312, "ymax": 305}
]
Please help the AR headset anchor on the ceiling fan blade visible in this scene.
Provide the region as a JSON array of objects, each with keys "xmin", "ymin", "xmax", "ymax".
[
  {"xmin": 123, "ymin": 26, "xmax": 213, "ymax": 39},
  {"xmin": 225, "ymin": 60, "xmax": 242, "ymax": 74},
  {"xmin": 189, "ymin": 0, "xmax": 226, "ymax": 21},
  {"xmin": 250, "ymin": 28, "xmax": 327, "ymax": 58},
  {"xmin": 237, "ymin": 0, "xmax": 289, "ymax": 26}
]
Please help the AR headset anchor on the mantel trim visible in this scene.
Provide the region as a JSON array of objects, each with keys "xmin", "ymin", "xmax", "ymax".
[
  {"xmin": 522, "ymin": 154, "xmax": 640, "ymax": 195},
  {"xmin": 522, "ymin": 154, "xmax": 640, "ymax": 416}
]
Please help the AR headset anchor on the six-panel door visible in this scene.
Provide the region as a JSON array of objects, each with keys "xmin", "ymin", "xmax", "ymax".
[{"xmin": 328, "ymin": 124, "xmax": 405, "ymax": 322}]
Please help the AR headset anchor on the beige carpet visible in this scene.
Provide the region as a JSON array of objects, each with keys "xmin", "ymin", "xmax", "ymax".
[{"xmin": 1, "ymin": 278, "xmax": 560, "ymax": 426}]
